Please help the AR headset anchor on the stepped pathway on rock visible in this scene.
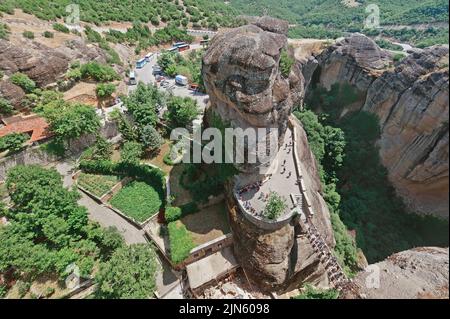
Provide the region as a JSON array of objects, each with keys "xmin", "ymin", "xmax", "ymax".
[{"xmin": 300, "ymin": 216, "xmax": 351, "ymax": 291}]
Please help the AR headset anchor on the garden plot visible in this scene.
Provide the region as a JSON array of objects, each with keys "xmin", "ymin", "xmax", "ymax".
[
  {"xmin": 77, "ymin": 173, "xmax": 120, "ymax": 198},
  {"xmin": 179, "ymin": 202, "xmax": 230, "ymax": 246},
  {"xmin": 109, "ymin": 180, "xmax": 163, "ymax": 223}
]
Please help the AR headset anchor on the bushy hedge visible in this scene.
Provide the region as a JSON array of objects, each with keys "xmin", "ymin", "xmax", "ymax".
[
  {"xmin": 168, "ymin": 221, "xmax": 195, "ymax": 264},
  {"xmin": 79, "ymin": 159, "xmax": 166, "ymax": 203},
  {"xmin": 10, "ymin": 73, "xmax": 36, "ymax": 93},
  {"xmin": 164, "ymin": 202, "xmax": 199, "ymax": 223},
  {"xmin": 165, "ymin": 206, "xmax": 182, "ymax": 223},
  {"xmin": 0, "ymin": 133, "xmax": 28, "ymax": 153},
  {"xmin": 79, "ymin": 62, "xmax": 120, "ymax": 82}
]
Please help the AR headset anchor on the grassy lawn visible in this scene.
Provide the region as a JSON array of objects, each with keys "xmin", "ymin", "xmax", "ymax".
[
  {"xmin": 179, "ymin": 201, "xmax": 230, "ymax": 246},
  {"xmin": 109, "ymin": 180, "xmax": 163, "ymax": 223},
  {"xmin": 77, "ymin": 173, "xmax": 119, "ymax": 197},
  {"xmin": 168, "ymin": 221, "xmax": 196, "ymax": 264}
]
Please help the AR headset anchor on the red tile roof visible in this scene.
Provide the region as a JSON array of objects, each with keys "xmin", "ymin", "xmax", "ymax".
[{"xmin": 0, "ymin": 115, "xmax": 52, "ymax": 143}]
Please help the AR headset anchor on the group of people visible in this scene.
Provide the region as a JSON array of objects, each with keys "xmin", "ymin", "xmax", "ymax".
[
  {"xmin": 305, "ymin": 221, "xmax": 347, "ymax": 285},
  {"xmin": 237, "ymin": 180, "xmax": 263, "ymax": 196}
]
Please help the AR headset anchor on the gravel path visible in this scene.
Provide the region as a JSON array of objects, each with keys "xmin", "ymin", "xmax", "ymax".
[{"xmin": 54, "ymin": 161, "xmax": 147, "ymax": 245}]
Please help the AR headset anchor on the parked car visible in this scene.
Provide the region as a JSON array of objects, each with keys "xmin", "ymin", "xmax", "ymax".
[
  {"xmin": 175, "ymin": 75, "xmax": 188, "ymax": 86},
  {"xmin": 155, "ymin": 75, "xmax": 165, "ymax": 82}
]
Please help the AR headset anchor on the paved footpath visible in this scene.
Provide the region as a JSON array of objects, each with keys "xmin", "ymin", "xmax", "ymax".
[
  {"xmin": 54, "ymin": 161, "xmax": 147, "ymax": 245},
  {"xmin": 53, "ymin": 161, "xmax": 179, "ymax": 296}
]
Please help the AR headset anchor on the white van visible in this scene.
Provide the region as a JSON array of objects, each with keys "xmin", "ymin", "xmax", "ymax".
[{"xmin": 129, "ymin": 71, "xmax": 137, "ymax": 85}]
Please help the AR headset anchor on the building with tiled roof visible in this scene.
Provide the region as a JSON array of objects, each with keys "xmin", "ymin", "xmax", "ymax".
[{"xmin": 0, "ymin": 114, "xmax": 52, "ymax": 143}]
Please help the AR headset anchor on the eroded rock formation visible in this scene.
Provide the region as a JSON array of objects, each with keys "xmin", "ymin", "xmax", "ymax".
[
  {"xmin": 342, "ymin": 247, "xmax": 449, "ymax": 299},
  {"xmin": 0, "ymin": 37, "xmax": 111, "ymax": 89},
  {"xmin": 203, "ymin": 17, "xmax": 334, "ymax": 291},
  {"xmin": 303, "ymin": 34, "xmax": 449, "ymax": 218}
]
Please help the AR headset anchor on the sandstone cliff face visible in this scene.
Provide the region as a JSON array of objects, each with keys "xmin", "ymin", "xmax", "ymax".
[
  {"xmin": 363, "ymin": 46, "xmax": 449, "ymax": 218},
  {"xmin": 0, "ymin": 37, "xmax": 110, "ymax": 89},
  {"xmin": 0, "ymin": 79, "xmax": 25, "ymax": 108},
  {"xmin": 342, "ymin": 247, "xmax": 449, "ymax": 299},
  {"xmin": 203, "ymin": 17, "xmax": 334, "ymax": 291},
  {"xmin": 203, "ymin": 16, "xmax": 304, "ymax": 174},
  {"xmin": 303, "ymin": 34, "xmax": 449, "ymax": 218},
  {"xmin": 0, "ymin": 39, "xmax": 69, "ymax": 87}
]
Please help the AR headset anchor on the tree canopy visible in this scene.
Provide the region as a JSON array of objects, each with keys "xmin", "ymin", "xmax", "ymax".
[{"xmin": 95, "ymin": 244, "xmax": 159, "ymax": 299}]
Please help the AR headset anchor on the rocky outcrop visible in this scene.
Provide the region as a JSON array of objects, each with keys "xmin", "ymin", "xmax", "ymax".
[
  {"xmin": 0, "ymin": 39, "xmax": 69, "ymax": 87},
  {"xmin": 203, "ymin": 16, "xmax": 304, "ymax": 174},
  {"xmin": 363, "ymin": 46, "xmax": 449, "ymax": 218},
  {"xmin": 203, "ymin": 17, "xmax": 334, "ymax": 291},
  {"xmin": 0, "ymin": 38, "xmax": 111, "ymax": 89},
  {"xmin": 0, "ymin": 79, "xmax": 25, "ymax": 109},
  {"xmin": 342, "ymin": 247, "xmax": 449, "ymax": 299},
  {"xmin": 303, "ymin": 34, "xmax": 449, "ymax": 218},
  {"xmin": 303, "ymin": 34, "xmax": 392, "ymax": 95}
]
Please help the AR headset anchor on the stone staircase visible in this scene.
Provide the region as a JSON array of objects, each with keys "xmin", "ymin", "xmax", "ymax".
[
  {"xmin": 301, "ymin": 217, "xmax": 352, "ymax": 291},
  {"xmin": 180, "ymin": 269, "xmax": 194, "ymax": 299}
]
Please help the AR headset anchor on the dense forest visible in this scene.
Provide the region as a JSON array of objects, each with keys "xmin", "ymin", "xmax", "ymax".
[
  {"xmin": 0, "ymin": 0, "xmax": 241, "ymax": 28},
  {"xmin": 0, "ymin": 0, "xmax": 448, "ymax": 46},
  {"xmin": 231, "ymin": 0, "xmax": 449, "ymax": 46}
]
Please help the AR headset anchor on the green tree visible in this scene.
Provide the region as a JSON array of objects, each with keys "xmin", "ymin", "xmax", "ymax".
[
  {"xmin": 96, "ymin": 83, "xmax": 116, "ymax": 98},
  {"xmin": 123, "ymin": 83, "xmax": 162, "ymax": 128},
  {"xmin": 0, "ymin": 133, "xmax": 28, "ymax": 153},
  {"xmin": 263, "ymin": 192, "xmax": 287, "ymax": 220},
  {"xmin": 95, "ymin": 244, "xmax": 158, "ymax": 299},
  {"xmin": 167, "ymin": 96, "xmax": 200, "ymax": 128},
  {"xmin": 120, "ymin": 141, "xmax": 143, "ymax": 164},
  {"xmin": 0, "ymin": 97, "xmax": 14, "ymax": 115},
  {"xmin": 292, "ymin": 284, "xmax": 339, "ymax": 299},
  {"xmin": 41, "ymin": 101, "xmax": 101, "ymax": 141},
  {"xmin": 141, "ymin": 125, "xmax": 163, "ymax": 152}
]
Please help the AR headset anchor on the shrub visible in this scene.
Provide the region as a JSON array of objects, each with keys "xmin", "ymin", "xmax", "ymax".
[
  {"xmin": 0, "ymin": 284, "xmax": 7, "ymax": 298},
  {"xmin": 22, "ymin": 31, "xmax": 34, "ymax": 39},
  {"xmin": 0, "ymin": 23, "xmax": 10, "ymax": 40},
  {"xmin": 393, "ymin": 53, "xmax": 406, "ymax": 62},
  {"xmin": 80, "ymin": 137, "xmax": 113, "ymax": 161},
  {"xmin": 263, "ymin": 192, "xmax": 287, "ymax": 220},
  {"xmin": 120, "ymin": 141, "xmax": 143, "ymax": 164},
  {"xmin": 43, "ymin": 31, "xmax": 54, "ymax": 38},
  {"xmin": 168, "ymin": 221, "xmax": 195, "ymax": 264},
  {"xmin": 79, "ymin": 62, "xmax": 119, "ymax": 82},
  {"xmin": 96, "ymin": 83, "xmax": 116, "ymax": 98},
  {"xmin": 279, "ymin": 49, "xmax": 294, "ymax": 78},
  {"xmin": 53, "ymin": 23, "xmax": 70, "ymax": 34},
  {"xmin": 10, "ymin": 73, "xmax": 36, "ymax": 93},
  {"xmin": 0, "ymin": 97, "xmax": 14, "ymax": 115},
  {"xmin": 165, "ymin": 206, "xmax": 182, "ymax": 223},
  {"xmin": 292, "ymin": 284, "xmax": 339, "ymax": 299},
  {"xmin": 0, "ymin": 133, "xmax": 29, "ymax": 153}
]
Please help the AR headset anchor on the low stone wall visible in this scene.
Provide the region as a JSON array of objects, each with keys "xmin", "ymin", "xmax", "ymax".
[
  {"xmin": 234, "ymin": 192, "xmax": 296, "ymax": 231},
  {"xmin": 0, "ymin": 120, "xmax": 119, "ymax": 181},
  {"xmin": 289, "ymin": 118, "xmax": 315, "ymax": 217},
  {"xmin": 0, "ymin": 144, "xmax": 58, "ymax": 181}
]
